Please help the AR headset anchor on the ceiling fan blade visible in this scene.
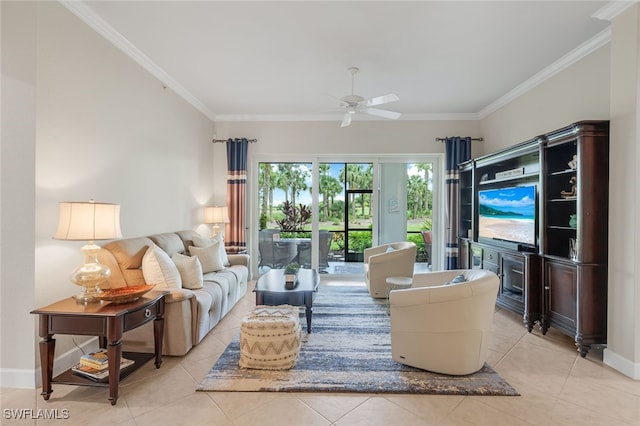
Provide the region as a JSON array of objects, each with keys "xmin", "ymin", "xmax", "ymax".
[
  {"xmin": 364, "ymin": 93, "xmax": 400, "ymax": 107},
  {"xmin": 365, "ymin": 108, "xmax": 401, "ymax": 120},
  {"xmin": 341, "ymin": 113, "xmax": 352, "ymax": 127}
]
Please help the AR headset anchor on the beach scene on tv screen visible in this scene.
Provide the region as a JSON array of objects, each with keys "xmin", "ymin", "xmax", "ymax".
[{"xmin": 478, "ymin": 186, "xmax": 536, "ymax": 245}]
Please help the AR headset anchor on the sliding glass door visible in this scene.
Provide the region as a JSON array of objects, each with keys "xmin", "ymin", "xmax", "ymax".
[{"xmin": 254, "ymin": 155, "xmax": 441, "ymax": 276}]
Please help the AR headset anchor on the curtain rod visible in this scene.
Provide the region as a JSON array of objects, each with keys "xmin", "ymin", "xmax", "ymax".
[
  {"xmin": 436, "ymin": 137, "xmax": 483, "ymax": 142},
  {"xmin": 212, "ymin": 138, "xmax": 258, "ymax": 143}
]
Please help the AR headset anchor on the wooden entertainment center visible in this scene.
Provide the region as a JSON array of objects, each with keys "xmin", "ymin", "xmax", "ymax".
[{"xmin": 458, "ymin": 121, "xmax": 609, "ymax": 357}]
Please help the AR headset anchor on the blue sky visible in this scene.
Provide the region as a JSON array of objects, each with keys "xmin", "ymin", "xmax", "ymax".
[{"xmin": 478, "ymin": 185, "xmax": 536, "ymax": 216}]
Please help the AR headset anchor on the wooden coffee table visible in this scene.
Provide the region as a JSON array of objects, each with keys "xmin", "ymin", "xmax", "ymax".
[{"xmin": 254, "ymin": 268, "xmax": 320, "ymax": 332}]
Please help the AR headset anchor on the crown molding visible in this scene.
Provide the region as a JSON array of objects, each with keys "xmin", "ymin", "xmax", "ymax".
[
  {"xmin": 593, "ymin": 1, "xmax": 638, "ymax": 21},
  {"xmin": 58, "ymin": 0, "xmax": 617, "ymax": 125},
  {"xmin": 213, "ymin": 112, "xmax": 480, "ymax": 122},
  {"xmin": 478, "ymin": 28, "xmax": 611, "ymax": 120},
  {"xmin": 58, "ymin": 0, "xmax": 217, "ymax": 121}
]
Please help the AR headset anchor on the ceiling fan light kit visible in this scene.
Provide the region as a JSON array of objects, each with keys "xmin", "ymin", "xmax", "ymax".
[{"xmin": 339, "ymin": 67, "xmax": 401, "ymax": 127}]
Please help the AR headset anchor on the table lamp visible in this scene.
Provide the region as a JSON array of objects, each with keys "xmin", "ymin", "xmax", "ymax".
[
  {"xmin": 53, "ymin": 200, "xmax": 122, "ymax": 303},
  {"xmin": 204, "ymin": 206, "xmax": 230, "ymax": 237}
]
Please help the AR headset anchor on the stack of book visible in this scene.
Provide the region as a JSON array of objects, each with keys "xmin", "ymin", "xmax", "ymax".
[{"xmin": 71, "ymin": 349, "xmax": 134, "ymax": 381}]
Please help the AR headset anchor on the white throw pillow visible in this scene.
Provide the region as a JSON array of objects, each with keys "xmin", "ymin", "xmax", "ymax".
[
  {"xmin": 142, "ymin": 245, "xmax": 182, "ymax": 289},
  {"xmin": 192, "ymin": 234, "xmax": 230, "ymax": 266},
  {"xmin": 189, "ymin": 243, "xmax": 225, "ymax": 273},
  {"xmin": 172, "ymin": 253, "xmax": 204, "ymax": 290}
]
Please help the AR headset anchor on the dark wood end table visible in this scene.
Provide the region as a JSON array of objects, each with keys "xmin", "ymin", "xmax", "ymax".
[
  {"xmin": 254, "ymin": 268, "xmax": 320, "ymax": 333},
  {"xmin": 31, "ymin": 290, "xmax": 168, "ymax": 406}
]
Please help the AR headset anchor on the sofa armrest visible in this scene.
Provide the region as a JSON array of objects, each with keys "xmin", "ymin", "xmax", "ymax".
[
  {"xmin": 228, "ymin": 253, "xmax": 250, "ymax": 267},
  {"xmin": 163, "ymin": 288, "xmax": 195, "ymax": 303}
]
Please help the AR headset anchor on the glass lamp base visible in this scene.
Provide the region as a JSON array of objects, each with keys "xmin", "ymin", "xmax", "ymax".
[
  {"xmin": 73, "ymin": 286, "xmax": 103, "ymax": 304},
  {"xmin": 70, "ymin": 243, "xmax": 110, "ymax": 304}
]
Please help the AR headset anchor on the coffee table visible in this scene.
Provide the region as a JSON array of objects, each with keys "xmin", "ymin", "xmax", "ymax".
[{"xmin": 254, "ymin": 268, "xmax": 320, "ymax": 332}]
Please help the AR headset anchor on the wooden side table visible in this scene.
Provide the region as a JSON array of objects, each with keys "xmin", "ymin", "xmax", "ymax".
[{"xmin": 31, "ymin": 290, "xmax": 168, "ymax": 406}]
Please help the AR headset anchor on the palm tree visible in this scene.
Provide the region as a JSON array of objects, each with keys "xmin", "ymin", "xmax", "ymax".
[
  {"xmin": 415, "ymin": 163, "xmax": 432, "ymax": 212},
  {"xmin": 275, "ymin": 163, "xmax": 309, "ymax": 207},
  {"xmin": 407, "ymin": 174, "xmax": 426, "ymax": 219},
  {"xmin": 319, "ymin": 164, "xmax": 341, "ymax": 221},
  {"xmin": 359, "ymin": 164, "xmax": 373, "ymax": 216},
  {"xmin": 340, "ymin": 164, "xmax": 365, "ymax": 220}
]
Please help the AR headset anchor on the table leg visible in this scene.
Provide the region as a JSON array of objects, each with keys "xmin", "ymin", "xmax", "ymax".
[
  {"xmin": 153, "ymin": 305, "xmax": 164, "ymax": 369},
  {"xmin": 106, "ymin": 317, "xmax": 124, "ymax": 406},
  {"xmin": 304, "ymin": 297, "xmax": 312, "ymax": 333},
  {"xmin": 38, "ymin": 333, "xmax": 55, "ymax": 401}
]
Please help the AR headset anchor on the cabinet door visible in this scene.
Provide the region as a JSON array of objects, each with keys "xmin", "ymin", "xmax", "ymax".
[
  {"xmin": 500, "ymin": 253, "xmax": 524, "ymax": 303},
  {"xmin": 543, "ymin": 259, "xmax": 577, "ymax": 335}
]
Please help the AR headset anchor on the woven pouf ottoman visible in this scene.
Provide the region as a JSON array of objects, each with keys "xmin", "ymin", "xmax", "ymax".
[{"xmin": 239, "ymin": 305, "xmax": 302, "ymax": 370}]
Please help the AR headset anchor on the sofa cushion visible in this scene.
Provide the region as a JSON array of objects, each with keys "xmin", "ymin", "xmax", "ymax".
[
  {"xmin": 192, "ymin": 234, "xmax": 230, "ymax": 267},
  {"xmin": 102, "ymin": 237, "xmax": 152, "ymax": 270},
  {"xmin": 149, "ymin": 233, "xmax": 187, "ymax": 257},
  {"xmin": 189, "ymin": 243, "xmax": 225, "ymax": 273},
  {"xmin": 142, "ymin": 245, "xmax": 182, "ymax": 289},
  {"xmin": 172, "ymin": 253, "xmax": 204, "ymax": 290}
]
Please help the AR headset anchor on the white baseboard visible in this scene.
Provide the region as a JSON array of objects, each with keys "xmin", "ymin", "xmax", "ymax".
[
  {"xmin": 603, "ymin": 348, "xmax": 640, "ymax": 380},
  {"xmin": 0, "ymin": 368, "xmax": 36, "ymax": 389},
  {"xmin": 1, "ymin": 337, "xmax": 99, "ymax": 389}
]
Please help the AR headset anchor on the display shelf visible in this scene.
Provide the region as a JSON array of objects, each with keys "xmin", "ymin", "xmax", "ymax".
[{"xmin": 458, "ymin": 121, "xmax": 609, "ymax": 355}]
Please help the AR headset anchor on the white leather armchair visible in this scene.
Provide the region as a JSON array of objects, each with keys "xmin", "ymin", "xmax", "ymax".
[
  {"xmin": 390, "ymin": 269, "xmax": 500, "ymax": 375},
  {"xmin": 364, "ymin": 242, "xmax": 417, "ymax": 298}
]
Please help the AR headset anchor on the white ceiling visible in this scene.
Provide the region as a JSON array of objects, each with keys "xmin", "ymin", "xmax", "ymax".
[{"xmin": 66, "ymin": 1, "xmax": 619, "ymax": 123}]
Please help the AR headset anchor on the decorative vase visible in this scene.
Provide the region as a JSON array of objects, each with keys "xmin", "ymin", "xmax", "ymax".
[
  {"xmin": 569, "ymin": 214, "xmax": 577, "ymax": 229},
  {"xmin": 285, "ymin": 273, "xmax": 298, "ymax": 290}
]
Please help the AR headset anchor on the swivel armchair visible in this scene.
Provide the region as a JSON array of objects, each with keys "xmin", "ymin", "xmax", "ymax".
[
  {"xmin": 389, "ymin": 269, "xmax": 499, "ymax": 375},
  {"xmin": 364, "ymin": 241, "xmax": 416, "ymax": 298}
]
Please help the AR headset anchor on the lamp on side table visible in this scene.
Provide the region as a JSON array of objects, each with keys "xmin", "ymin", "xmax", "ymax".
[{"xmin": 53, "ymin": 200, "xmax": 122, "ymax": 303}]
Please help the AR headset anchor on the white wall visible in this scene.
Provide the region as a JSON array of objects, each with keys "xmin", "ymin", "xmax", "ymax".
[
  {"xmin": 1, "ymin": 2, "xmax": 216, "ymax": 387},
  {"xmin": 1, "ymin": 0, "xmax": 38, "ymax": 389},
  {"xmin": 480, "ymin": 44, "xmax": 611, "ymax": 153},
  {"xmin": 604, "ymin": 5, "xmax": 640, "ymax": 379}
]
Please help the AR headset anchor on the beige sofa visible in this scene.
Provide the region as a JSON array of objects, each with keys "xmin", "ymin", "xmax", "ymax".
[
  {"xmin": 389, "ymin": 269, "xmax": 500, "ymax": 375},
  {"xmin": 363, "ymin": 241, "xmax": 417, "ymax": 298},
  {"xmin": 98, "ymin": 230, "xmax": 249, "ymax": 356}
]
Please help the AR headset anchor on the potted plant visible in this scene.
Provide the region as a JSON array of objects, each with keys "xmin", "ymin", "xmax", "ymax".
[{"xmin": 284, "ymin": 262, "xmax": 300, "ymax": 289}]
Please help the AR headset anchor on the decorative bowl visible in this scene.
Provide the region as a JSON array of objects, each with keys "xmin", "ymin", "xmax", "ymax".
[{"xmin": 98, "ymin": 285, "xmax": 155, "ymax": 304}]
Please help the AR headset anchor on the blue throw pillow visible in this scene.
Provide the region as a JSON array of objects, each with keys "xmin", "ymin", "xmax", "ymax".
[{"xmin": 445, "ymin": 273, "xmax": 467, "ymax": 285}]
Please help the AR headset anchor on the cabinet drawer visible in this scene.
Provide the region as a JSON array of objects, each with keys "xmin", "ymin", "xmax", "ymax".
[
  {"xmin": 483, "ymin": 248, "xmax": 499, "ymax": 264},
  {"xmin": 483, "ymin": 263, "xmax": 499, "ymax": 275},
  {"xmin": 124, "ymin": 302, "xmax": 160, "ymax": 331}
]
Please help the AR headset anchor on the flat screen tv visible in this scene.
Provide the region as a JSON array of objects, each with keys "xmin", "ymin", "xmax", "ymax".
[{"xmin": 478, "ymin": 185, "xmax": 536, "ymax": 247}]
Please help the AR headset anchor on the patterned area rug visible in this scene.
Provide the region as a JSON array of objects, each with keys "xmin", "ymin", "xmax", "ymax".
[{"xmin": 198, "ymin": 285, "xmax": 519, "ymax": 395}]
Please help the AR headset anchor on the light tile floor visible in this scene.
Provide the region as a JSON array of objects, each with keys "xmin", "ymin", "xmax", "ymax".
[{"xmin": 2, "ymin": 277, "xmax": 639, "ymax": 425}]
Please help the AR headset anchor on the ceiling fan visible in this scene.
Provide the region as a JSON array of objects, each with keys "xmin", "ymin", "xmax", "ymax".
[{"xmin": 339, "ymin": 67, "xmax": 401, "ymax": 127}]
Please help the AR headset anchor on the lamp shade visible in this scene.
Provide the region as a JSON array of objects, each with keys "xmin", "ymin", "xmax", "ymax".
[
  {"xmin": 54, "ymin": 201, "xmax": 122, "ymax": 241},
  {"xmin": 204, "ymin": 206, "xmax": 230, "ymax": 224}
]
